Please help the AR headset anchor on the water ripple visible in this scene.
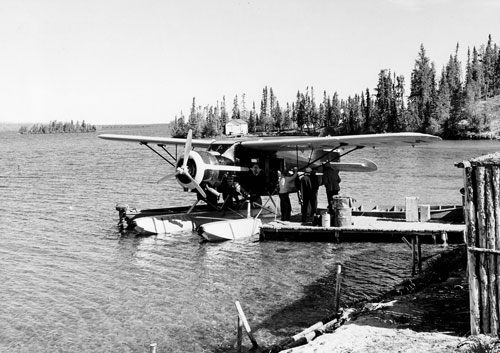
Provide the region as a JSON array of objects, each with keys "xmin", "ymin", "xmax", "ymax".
[{"xmin": 2, "ymin": 129, "xmax": 499, "ymax": 352}]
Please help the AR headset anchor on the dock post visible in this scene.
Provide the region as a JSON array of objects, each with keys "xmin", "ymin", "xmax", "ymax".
[
  {"xmin": 405, "ymin": 197, "xmax": 419, "ymax": 222},
  {"xmin": 237, "ymin": 316, "xmax": 242, "ymax": 353},
  {"xmin": 419, "ymin": 204, "xmax": 431, "ymax": 222},
  {"xmin": 235, "ymin": 301, "xmax": 258, "ymax": 348},
  {"xmin": 417, "ymin": 235, "xmax": 422, "ymax": 273},
  {"xmin": 333, "ymin": 264, "xmax": 342, "ymax": 313},
  {"xmin": 149, "ymin": 343, "xmax": 157, "ymax": 353},
  {"xmin": 457, "ymin": 155, "xmax": 500, "ymax": 336},
  {"xmin": 441, "ymin": 231, "xmax": 448, "ymax": 247},
  {"xmin": 411, "ymin": 236, "xmax": 416, "ymax": 276}
]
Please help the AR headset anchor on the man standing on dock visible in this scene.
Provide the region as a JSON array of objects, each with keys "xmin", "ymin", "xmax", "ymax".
[
  {"xmin": 278, "ymin": 167, "xmax": 297, "ymax": 221},
  {"xmin": 322, "ymin": 160, "xmax": 341, "ymax": 213},
  {"xmin": 299, "ymin": 167, "xmax": 317, "ymax": 223}
]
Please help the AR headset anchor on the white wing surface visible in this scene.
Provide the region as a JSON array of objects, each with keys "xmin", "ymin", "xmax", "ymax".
[
  {"xmin": 98, "ymin": 134, "xmax": 226, "ymax": 148},
  {"xmin": 99, "ymin": 132, "xmax": 440, "ymax": 151},
  {"xmin": 238, "ymin": 132, "xmax": 440, "ymax": 151}
]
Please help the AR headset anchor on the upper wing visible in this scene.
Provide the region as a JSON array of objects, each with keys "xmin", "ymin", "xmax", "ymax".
[
  {"xmin": 98, "ymin": 132, "xmax": 440, "ymax": 151},
  {"xmin": 98, "ymin": 134, "xmax": 233, "ymax": 149},
  {"xmin": 238, "ymin": 132, "xmax": 441, "ymax": 151}
]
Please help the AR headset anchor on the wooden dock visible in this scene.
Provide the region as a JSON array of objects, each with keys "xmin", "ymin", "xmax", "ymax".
[
  {"xmin": 260, "ymin": 215, "xmax": 465, "ymax": 275},
  {"xmin": 259, "ymin": 216, "xmax": 465, "ymax": 244}
]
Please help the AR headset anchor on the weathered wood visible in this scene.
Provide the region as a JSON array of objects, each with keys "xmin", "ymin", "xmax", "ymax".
[
  {"xmin": 469, "ymin": 247, "xmax": 500, "ymax": 255},
  {"xmin": 463, "ymin": 163, "xmax": 480, "ymax": 335},
  {"xmin": 149, "ymin": 343, "xmax": 157, "ymax": 353},
  {"xmin": 419, "ymin": 204, "xmax": 431, "ymax": 222},
  {"xmin": 334, "ymin": 264, "xmax": 342, "ymax": 313},
  {"xmin": 405, "ymin": 197, "xmax": 419, "ymax": 222},
  {"xmin": 402, "ymin": 236, "xmax": 412, "ymax": 249},
  {"xmin": 235, "ymin": 301, "xmax": 258, "ymax": 348},
  {"xmin": 417, "ymin": 235, "xmax": 422, "ymax": 273},
  {"xmin": 494, "ymin": 168, "xmax": 500, "ymax": 337},
  {"xmin": 476, "ymin": 166, "xmax": 491, "ymax": 333},
  {"xmin": 486, "ymin": 167, "xmax": 498, "ymax": 334},
  {"xmin": 411, "ymin": 236, "xmax": 416, "ymax": 276}
]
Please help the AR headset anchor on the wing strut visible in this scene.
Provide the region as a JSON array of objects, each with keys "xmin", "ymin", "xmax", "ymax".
[
  {"xmin": 310, "ymin": 145, "xmax": 366, "ymax": 171},
  {"xmin": 159, "ymin": 144, "xmax": 177, "ymax": 164},
  {"xmin": 301, "ymin": 143, "xmax": 346, "ymax": 171},
  {"xmin": 140, "ymin": 142, "xmax": 176, "ymax": 167}
]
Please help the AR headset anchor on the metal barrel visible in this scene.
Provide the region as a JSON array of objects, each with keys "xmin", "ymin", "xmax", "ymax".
[{"xmin": 333, "ymin": 196, "xmax": 352, "ymax": 227}]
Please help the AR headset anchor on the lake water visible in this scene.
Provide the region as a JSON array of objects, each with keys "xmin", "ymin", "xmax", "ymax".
[{"xmin": 2, "ymin": 126, "xmax": 500, "ymax": 353}]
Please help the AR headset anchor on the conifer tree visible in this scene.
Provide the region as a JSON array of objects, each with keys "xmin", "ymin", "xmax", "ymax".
[
  {"xmin": 494, "ymin": 47, "xmax": 500, "ymax": 95},
  {"xmin": 260, "ymin": 87, "xmax": 269, "ymax": 132},
  {"xmin": 331, "ymin": 93, "xmax": 342, "ymax": 132},
  {"xmin": 269, "ymin": 88, "xmax": 277, "ymax": 131},
  {"xmin": 232, "ymin": 94, "xmax": 240, "ymax": 120},
  {"xmin": 442, "ymin": 46, "xmax": 464, "ymax": 137},
  {"xmin": 274, "ymin": 101, "xmax": 283, "ymax": 131},
  {"xmin": 482, "ymin": 34, "xmax": 496, "ymax": 98},
  {"xmin": 295, "ymin": 91, "xmax": 306, "ymax": 131},
  {"xmin": 394, "ymin": 75, "xmax": 406, "ymax": 131},
  {"xmin": 432, "ymin": 68, "xmax": 450, "ymax": 136},
  {"xmin": 248, "ymin": 102, "xmax": 257, "ymax": 133},
  {"xmin": 283, "ymin": 103, "xmax": 292, "ymax": 130},
  {"xmin": 220, "ymin": 96, "xmax": 228, "ymax": 135},
  {"xmin": 322, "ymin": 91, "xmax": 332, "ymax": 127},
  {"xmin": 408, "ymin": 44, "xmax": 436, "ymax": 133},
  {"xmin": 374, "ymin": 69, "xmax": 393, "ymax": 132},
  {"xmin": 240, "ymin": 93, "xmax": 248, "ymax": 121}
]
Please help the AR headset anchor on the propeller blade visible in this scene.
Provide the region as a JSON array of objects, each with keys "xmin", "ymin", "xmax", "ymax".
[
  {"xmin": 157, "ymin": 169, "xmax": 181, "ymax": 184},
  {"xmin": 182, "ymin": 129, "xmax": 193, "ymax": 170},
  {"xmin": 183, "ymin": 171, "xmax": 206, "ymax": 198}
]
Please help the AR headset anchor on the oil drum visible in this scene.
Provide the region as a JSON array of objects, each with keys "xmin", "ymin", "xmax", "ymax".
[{"xmin": 332, "ymin": 196, "xmax": 352, "ymax": 227}]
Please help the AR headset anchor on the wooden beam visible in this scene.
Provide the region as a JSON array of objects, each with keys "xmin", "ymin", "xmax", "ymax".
[{"xmin": 235, "ymin": 301, "xmax": 258, "ymax": 348}]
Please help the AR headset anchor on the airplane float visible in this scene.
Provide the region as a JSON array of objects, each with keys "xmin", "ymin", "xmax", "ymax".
[{"xmin": 98, "ymin": 129, "xmax": 440, "ymax": 240}]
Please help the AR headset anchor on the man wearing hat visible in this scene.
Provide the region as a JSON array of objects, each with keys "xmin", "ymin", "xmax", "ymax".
[
  {"xmin": 299, "ymin": 167, "xmax": 317, "ymax": 223},
  {"xmin": 278, "ymin": 167, "xmax": 298, "ymax": 221},
  {"xmin": 323, "ymin": 160, "xmax": 341, "ymax": 213}
]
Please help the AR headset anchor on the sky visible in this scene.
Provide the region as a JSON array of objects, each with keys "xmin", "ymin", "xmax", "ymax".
[{"xmin": 0, "ymin": 0, "xmax": 499, "ymax": 125}]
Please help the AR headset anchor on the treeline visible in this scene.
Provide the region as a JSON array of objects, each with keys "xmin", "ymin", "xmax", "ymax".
[
  {"xmin": 19, "ymin": 120, "xmax": 96, "ymax": 134},
  {"xmin": 172, "ymin": 34, "xmax": 500, "ymax": 139}
]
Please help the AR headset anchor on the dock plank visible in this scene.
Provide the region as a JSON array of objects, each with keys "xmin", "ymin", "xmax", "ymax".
[{"xmin": 260, "ymin": 216, "xmax": 465, "ymax": 243}]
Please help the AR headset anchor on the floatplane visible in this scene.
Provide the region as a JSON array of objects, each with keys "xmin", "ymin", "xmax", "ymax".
[{"xmin": 99, "ymin": 128, "xmax": 440, "ymax": 241}]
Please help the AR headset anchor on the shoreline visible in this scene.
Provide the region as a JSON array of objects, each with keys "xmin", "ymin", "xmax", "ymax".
[{"xmin": 266, "ymin": 245, "xmax": 473, "ymax": 353}]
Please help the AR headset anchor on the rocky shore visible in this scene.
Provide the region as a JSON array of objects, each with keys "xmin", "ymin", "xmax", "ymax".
[{"xmin": 271, "ymin": 245, "xmax": 499, "ymax": 353}]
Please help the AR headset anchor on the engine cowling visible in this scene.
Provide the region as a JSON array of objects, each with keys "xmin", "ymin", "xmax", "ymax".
[{"xmin": 175, "ymin": 151, "xmax": 236, "ymax": 191}]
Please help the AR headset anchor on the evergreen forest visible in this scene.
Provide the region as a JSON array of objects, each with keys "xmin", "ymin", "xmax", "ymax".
[
  {"xmin": 19, "ymin": 120, "xmax": 97, "ymax": 134},
  {"xmin": 171, "ymin": 35, "xmax": 500, "ymax": 140}
]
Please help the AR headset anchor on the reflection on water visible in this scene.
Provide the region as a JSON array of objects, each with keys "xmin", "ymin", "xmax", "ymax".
[{"xmin": 2, "ymin": 127, "xmax": 500, "ymax": 352}]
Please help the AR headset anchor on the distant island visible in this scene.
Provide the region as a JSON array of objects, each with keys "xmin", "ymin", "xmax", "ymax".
[{"xmin": 19, "ymin": 120, "xmax": 96, "ymax": 134}]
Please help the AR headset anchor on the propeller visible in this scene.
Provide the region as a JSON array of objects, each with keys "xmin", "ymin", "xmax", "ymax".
[
  {"xmin": 182, "ymin": 129, "xmax": 192, "ymax": 170},
  {"xmin": 157, "ymin": 130, "xmax": 193, "ymax": 184},
  {"xmin": 160, "ymin": 129, "xmax": 207, "ymax": 198}
]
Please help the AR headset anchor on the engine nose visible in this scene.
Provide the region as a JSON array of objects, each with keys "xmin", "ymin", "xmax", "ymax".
[
  {"xmin": 174, "ymin": 150, "xmax": 207, "ymax": 191},
  {"xmin": 175, "ymin": 157, "xmax": 197, "ymax": 185}
]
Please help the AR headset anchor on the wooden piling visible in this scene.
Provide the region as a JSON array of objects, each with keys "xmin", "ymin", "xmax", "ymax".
[
  {"xmin": 235, "ymin": 301, "xmax": 258, "ymax": 348},
  {"xmin": 333, "ymin": 264, "xmax": 342, "ymax": 313},
  {"xmin": 149, "ymin": 343, "xmax": 157, "ymax": 353},
  {"xmin": 411, "ymin": 236, "xmax": 416, "ymax": 276},
  {"xmin": 486, "ymin": 168, "xmax": 498, "ymax": 334},
  {"xmin": 237, "ymin": 316, "xmax": 242, "ymax": 353},
  {"xmin": 458, "ymin": 153, "xmax": 500, "ymax": 337}
]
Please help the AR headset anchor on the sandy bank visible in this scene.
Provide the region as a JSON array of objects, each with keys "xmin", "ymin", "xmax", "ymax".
[{"xmin": 275, "ymin": 245, "xmax": 474, "ymax": 353}]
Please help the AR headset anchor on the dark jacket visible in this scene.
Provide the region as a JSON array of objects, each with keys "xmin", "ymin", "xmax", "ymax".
[{"xmin": 322, "ymin": 165, "xmax": 341, "ymax": 192}]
